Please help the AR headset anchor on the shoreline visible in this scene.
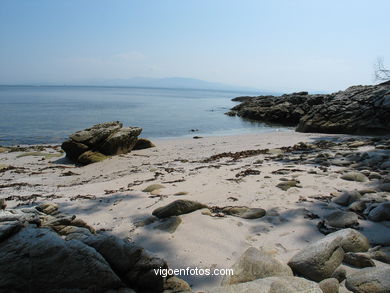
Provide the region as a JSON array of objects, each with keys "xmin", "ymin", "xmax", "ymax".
[{"xmin": 1, "ymin": 131, "xmax": 390, "ymax": 291}]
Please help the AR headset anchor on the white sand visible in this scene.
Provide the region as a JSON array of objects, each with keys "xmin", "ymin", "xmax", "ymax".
[{"xmin": 1, "ymin": 131, "xmax": 388, "ymax": 290}]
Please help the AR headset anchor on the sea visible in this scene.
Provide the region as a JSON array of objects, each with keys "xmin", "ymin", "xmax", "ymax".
[{"xmin": 0, "ymin": 85, "xmax": 289, "ymax": 146}]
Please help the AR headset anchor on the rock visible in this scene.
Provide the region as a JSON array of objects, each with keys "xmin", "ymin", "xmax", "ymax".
[
  {"xmin": 164, "ymin": 276, "xmax": 191, "ymax": 293},
  {"xmin": 222, "ymin": 207, "xmax": 266, "ymax": 219},
  {"xmin": 318, "ymin": 278, "xmax": 340, "ymax": 293},
  {"xmin": 99, "ymin": 127, "xmax": 142, "ymax": 155},
  {"xmin": 324, "ymin": 210, "xmax": 359, "ymax": 228},
  {"xmin": 276, "ymin": 180, "xmax": 300, "ymax": 191},
  {"xmin": 348, "ymin": 201, "xmax": 367, "ymax": 213},
  {"xmin": 61, "ymin": 122, "xmax": 143, "ymax": 165},
  {"xmin": 331, "ymin": 266, "xmax": 347, "ymax": 282},
  {"xmin": 345, "ymin": 267, "xmax": 390, "ymax": 293},
  {"xmin": 83, "ymin": 234, "xmax": 167, "ymax": 292},
  {"xmin": 133, "ymin": 138, "xmax": 155, "ymax": 150},
  {"xmin": 152, "ymin": 200, "xmax": 207, "ymax": 218},
  {"xmin": 343, "ymin": 252, "xmax": 375, "ymax": 268},
  {"xmin": 341, "ymin": 172, "xmax": 368, "ymax": 182},
  {"xmin": 0, "ymin": 227, "xmax": 124, "ymax": 292},
  {"xmin": 288, "ymin": 229, "xmax": 370, "ymax": 281},
  {"xmin": 0, "ymin": 221, "xmax": 23, "ymax": 242},
  {"xmin": 368, "ymin": 250, "xmax": 390, "ymax": 265},
  {"xmin": 211, "ymin": 276, "xmax": 322, "ymax": 293},
  {"xmin": 333, "ymin": 190, "xmax": 362, "ymax": 206},
  {"xmin": 69, "ymin": 121, "xmax": 122, "ymax": 146},
  {"xmin": 36, "ymin": 202, "xmax": 58, "ymax": 215},
  {"xmin": 61, "ymin": 139, "xmax": 89, "ymax": 161},
  {"xmin": 379, "ymin": 183, "xmax": 390, "ymax": 192},
  {"xmin": 287, "ymin": 234, "xmax": 345, "ymax": 281},
  {"xmin": 77, "ymin": 151, "xmax": 108, "ymax": 165},
  {"xmin": 143, "ymin": 184, "xmax": 165, "ymax": 193},
  {"xmin": 368, "ymin": 202, "xmax": 390, "ymax": 221},
  {"xmin": 154, "ymin": 216, "xmax": 182, "ymax": 233},
  {"xmin": 222, "ymin": 247, "xmax": 293, "ymax": 285}
]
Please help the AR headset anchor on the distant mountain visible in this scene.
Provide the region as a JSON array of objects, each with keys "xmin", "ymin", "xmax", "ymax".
[{"xmin": 72, "ymin": 77, "xmax": 261, "ymax": 92}]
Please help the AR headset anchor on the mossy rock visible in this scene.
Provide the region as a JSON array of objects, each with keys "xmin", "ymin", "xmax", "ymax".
[
  {"xmin": 77, "ymin": 151, "xmax": 107, "ymax": 165},
  {"xmin": 133, "ymin": 138, "xmax": 155, "ymax": 150}
]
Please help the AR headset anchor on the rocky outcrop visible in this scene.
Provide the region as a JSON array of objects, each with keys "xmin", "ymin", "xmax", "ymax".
[
  {"xmin": 345, "ymin": 267, "xmax": 390, "ymax": 293},
  {"xmin": 0, "ymin": 203, "xmax": 175, "ymax": 293},
  {"xmin": 228, "ymin": 81, "xmax": 390, "ymax": 134},
  {"xmin": 61, "ymin": 121, "xmax": 148, "ymax": 165}
]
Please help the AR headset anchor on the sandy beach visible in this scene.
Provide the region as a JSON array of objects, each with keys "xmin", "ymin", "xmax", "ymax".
[{"xmin": 1, "ymin": 130, "xmax": 389, "ymax": 291}]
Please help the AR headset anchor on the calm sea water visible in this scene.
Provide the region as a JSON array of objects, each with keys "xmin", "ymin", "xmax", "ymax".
[{"xmin": 0, "ymin": 85, "xmax": 286, "ymax": 146}]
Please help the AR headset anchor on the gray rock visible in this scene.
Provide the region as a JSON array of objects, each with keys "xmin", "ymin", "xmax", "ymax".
[
  {"xmin": 288, "ymin": 229, "xmax": 370, "ymax": 281},
  {"xmin": 164, "ymin": 276, "xmax": 191, "ymax": 293},
  {"xmin": 222, "ymin": 247, "xmax": 293, "ymax": 285},
  {"xmin": 0, "ymin": 220, "xmax": 23, "ymax": 242},
  {"xmin": 346, "ymin": 267, "xmax": 390, "ymax": 293},
  {"xmin": 276, "ymin": 180, "xmax": 300, "ymax": 191},
  {"xmin": 368, "ymin": 202, "xmax": 390, "ymax": 221},
  {"xmin": 152, "ymin": 200, "xmax": 207, "ymax": 218},
  {"xmin": 348, "ymin": 201, "xmax": 367, "ymax": 213},
  {"xmin": 378, "ymin": 183, "xmax": 390, "ymax": 192},
  {"xmin": 0, "ymin": 227, "xmax": 123, "ymax": 292},
  {"xmin": 222, "ymin": 207, "xmax": 266, "ymax": 219},
  {"xmin": 287, "ymin": 234, "xmax": 345, "ymax": 281},
  {"xmin": 211, "ymin": 276, "xmax": 322, "ymax": 293},
  {"xmin": 341, "ymin": 172, "xmax": 369, "ymax": 182},
  {"xmin": 154, "ymin": 216, "xmax": 182, "ymax": 233},
  {"xmin": 331, "ymin": 266, "xmax": 347, "ymax": 282},
  {"xmin": 324, "ymin": 210, "xmax": 359, "ymax": 228},
  {"xmin": 343, "ymin": 252, "xmax": 375, "ymax": 268},
  {"xmin": 69, "ymin": 121, "xmax": 122, "ymax": 146},
  {"xmin": 99, "ymin": 127, "xmax": 142, "ymax": 155},
  {"xmin": 333, "ymin": 190, "xmax": 362, "ymax": 206},
  {"xmin": 319, "ymin": 278, "xmax": 340, "ymax": 293}
]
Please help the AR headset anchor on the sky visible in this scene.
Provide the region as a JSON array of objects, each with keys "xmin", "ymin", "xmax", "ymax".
[{"xmin": 0, "ymin": 0, "xmax": 389, "ymax": 92}]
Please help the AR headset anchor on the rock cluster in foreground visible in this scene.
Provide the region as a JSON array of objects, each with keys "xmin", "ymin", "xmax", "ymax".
[
  {"xmin": 61, "ymin": 121, "xmax": 154, "ymax": 165},
  {"xmin": 227, "ymin": 81, "xmax": 390, "ymax": 134},
  {"xmin": 0, "ymin": 203, "xmax": 188, "ymax": 293}
]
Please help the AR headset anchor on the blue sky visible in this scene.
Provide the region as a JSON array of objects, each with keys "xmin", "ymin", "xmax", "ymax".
[{"xmin": 0, "ymin": 0, "xmax": 389, "ymax": 92}]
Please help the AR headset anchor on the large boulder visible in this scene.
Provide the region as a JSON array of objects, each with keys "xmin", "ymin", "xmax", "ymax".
[
  {"xmin": 345, "ymin": 267, "xmax": 390, "ymax": 293},
  {"xmin": 222, "ymin": 247, "xmax": 293, "ymax": 285},
  {"xmin": 69, "ymin": 121, "xmax": 122, "ymax": 146},
  {"xmin": 0, "ymin": 227, "xmax": 124, "ymax": 292},
  {"xmin": 61, "ymin": 122, "xmax": 148, "ymax": 165},
  {"xmin": 288, "ymin": 229, "xmax": 370, "ymax": 281},
  {"xmin": 99, "ymin": 127, "xmax": 142, "ymax": 155}
]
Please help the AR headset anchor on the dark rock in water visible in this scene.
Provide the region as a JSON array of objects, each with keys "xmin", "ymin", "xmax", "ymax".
[
  {"xmin": 345, "ymin": 267, "xmax": 390, "ymax": 293},
  {"xmin": 61, "ymin": 122, "xmax": 144, "ymax": 165},
  {"xmin": 152, "ymin": 200, "xmax": 207, "ymax": 218},
  {"xmin": 133, "ymin": 138, "xmax": 155, "ymax": 150},
  {"xmin": 229, "ymin": 82, "xmax": 390, "ymax": 134}
]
